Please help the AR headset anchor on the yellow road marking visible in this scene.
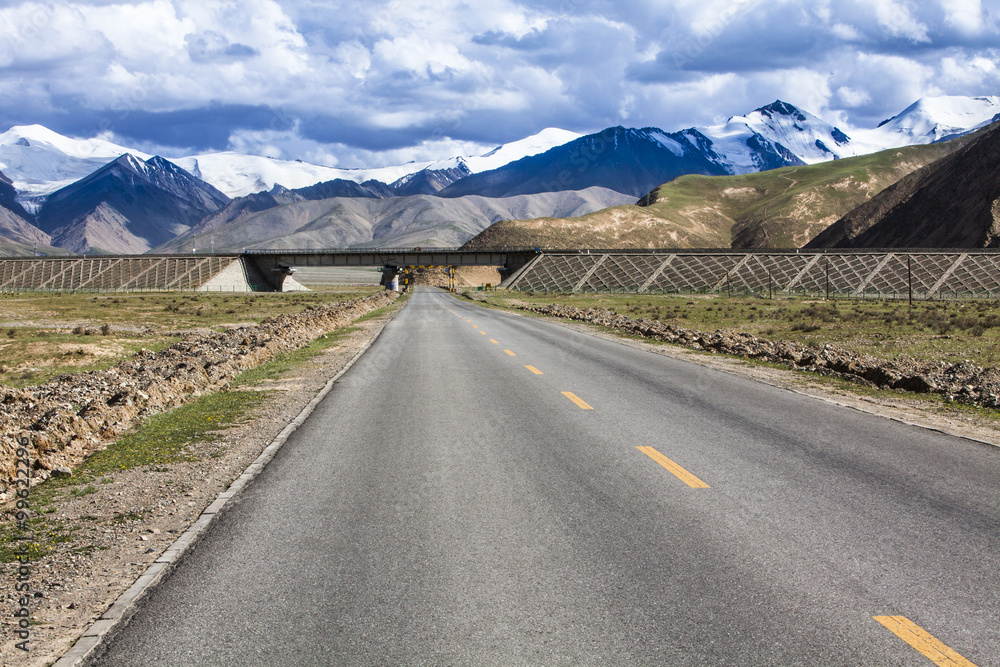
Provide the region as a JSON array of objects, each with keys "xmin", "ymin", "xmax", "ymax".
[
  {"xmin": 472, "ymin": 325, "xmax": 478, "ymax": 328},
  {"xmin": 874, "ymin": 616, "xmax": 977, "ymax": 667},
  {"xmin": 480, "ymin": 331, "xmax": 487, "ymax": 335},
  {"xmin": 504, "ymin": 350, "xmax": 516, "ymax": 356},
  {"xmin": 636, "ymin": 447, "xmax": 710, "ymax": 488},
  {"xmin": 489, "ymin": 339, "xmax": 499, "ymax": 344},
  {"xmin": 525, "ymin": 365, "xmax": 544, "ymax": 375},
  {"xmin": 562, "ymin": 392, "xmax": 594, "ymax": 410}
]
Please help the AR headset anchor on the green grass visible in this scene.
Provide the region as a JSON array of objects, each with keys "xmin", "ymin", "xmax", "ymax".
[
  {"xmin": 80, "ymin": 390, "xmax": 271, "ymax": 475},
  {"xmin": 232, "ymin": 326, "xmax": 358, "ymax": 387}
]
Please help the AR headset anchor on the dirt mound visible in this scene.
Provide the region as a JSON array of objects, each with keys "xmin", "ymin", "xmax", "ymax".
[
  {"xmin": 456, "ymin": 266, "xmax": 502, "ymax": 287},
  {"xmin": 520, "ymin": 302, "xmax": 1000, "ymax": 409},
  {"xmin": 0, "ymin": 291, "xmax": 398, "ymax": 488}
]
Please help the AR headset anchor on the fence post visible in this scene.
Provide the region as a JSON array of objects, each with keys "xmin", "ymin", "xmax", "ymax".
[
  {"xmin": 908, "ymin": 256, "xmax": 912, "ymax": 307},
  {"xmin": 825, "ymin": 258, "xmax": 830, "ymax": 301}
]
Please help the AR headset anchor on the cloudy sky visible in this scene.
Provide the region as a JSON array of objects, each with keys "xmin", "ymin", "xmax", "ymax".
[{"xmin": 1, "ymin": 0, "xmax": 997, "ymax": 167}]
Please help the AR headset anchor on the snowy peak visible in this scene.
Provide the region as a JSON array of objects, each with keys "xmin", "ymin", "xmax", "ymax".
[
  {"xmin": 424, "ymin": 128, "xmax": 581, "ymax": 174},
  {"xmin": 701, "ymin": 100, "xmax": 858, "ymax": 169},
  {"xmin": 755, "ymin": 100, "xmax": 808, "ymax": 121},
  {"xmin": 0, "ymin": 125, "xmax": 150, "ymax": 209},
  {"xmin": 168, "ymin": 152, "xmax": 432, "ymax": 198},
  {"xmin": 872, "ymin": 95, "xmax": 1000, "ymax": 144},
  {"xmin": 36, "ymin": 152, "xmax": 230, "ymax": 253}
]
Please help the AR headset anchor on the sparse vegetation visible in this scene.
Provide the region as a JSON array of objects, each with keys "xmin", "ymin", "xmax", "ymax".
[
  {"xmin": 0, "ymin": 287, "xmax": 380, "ymax": 387},
  {"xmin": 477, "ymin": 291, "xmax": 1000, "ymax": 368}
]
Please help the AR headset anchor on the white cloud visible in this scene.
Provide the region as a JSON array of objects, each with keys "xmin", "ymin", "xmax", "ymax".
[
  {"xmin": 0, "ymin": 0, "xmax": 998, "ymax": 166},
  {"xmin": 873, "ymin": 0, "xmax": 931, "ymax": 42},
  {"xmin": 939, "ymin": 54, "xmax": 1000, "ymax": 89},
  {"xmin": 835, "ymin": 86, "xmax": 872, "ymax": 108},
  {"xmin": 830, "ymin": 22, "xmax": 863, "ymax": 41},
  {"xmin": 942, "ymin": 0, "xmax": 986, "ymax": 34}
]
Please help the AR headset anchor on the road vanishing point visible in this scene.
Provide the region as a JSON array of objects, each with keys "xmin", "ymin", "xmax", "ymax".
[{"xmin": 89, "ymin": 287, "xmax": 999, "ymax": 666}]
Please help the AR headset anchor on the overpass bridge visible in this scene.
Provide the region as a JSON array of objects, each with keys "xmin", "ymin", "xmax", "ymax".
[
  {"xmin": 4, "ymin": 248, "xmax": 1000, "ymax": 298},
  {"xmin": 243, "ymin": 248, "xmax": 539, "ymax": 290}
]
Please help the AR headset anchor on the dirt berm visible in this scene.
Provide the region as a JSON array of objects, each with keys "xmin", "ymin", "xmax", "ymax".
[
  {"xmin": 520, "ymin": 303, "xmax": 1000, "ymax": 409},
  {"xmin": 0, "ymin": 291, "xmax": 398, "ymax": 489}
]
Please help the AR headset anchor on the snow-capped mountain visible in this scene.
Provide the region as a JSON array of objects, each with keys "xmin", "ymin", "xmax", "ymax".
[
  {"xmin": 863, "ymin": 95, "xmax": 1000, "ymax": 146},
  {"xmin": 0, "ymin": 125, "xmax": 151, "ymax": 212},
  {"xmin": 168, "ymin": 152, "xmax": 431, "ymax": 199},
  {"xmin": 37, "ymin": 153, "xmax": 229, "ymax": 254},
  {"xmin": 700, "ymin": 100, "xmax": 856, "ymax": 170},
  {"xmin": 0, "ymin": 168, "xmax": 49, "ymax": 248},
  {"xmin": 388, "ymin": 128, "xmax": 583, "ymax": 196},
  {"xmin": 0, "ymin": 124, "xmax": 582, "ymax": 204},
  {"xmin": 2, "ymin": 94, "xmax": 998, "ymax": 238},
  {"xmin": 425, "ymin": 128, "xmax": 583, "ymax": 175},
  {"xmin": 438, "ymin": 126, "xmax": 737, "ymax": 199}
]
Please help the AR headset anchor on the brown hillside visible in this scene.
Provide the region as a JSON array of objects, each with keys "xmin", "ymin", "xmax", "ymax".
[
  {"xmin": 807, "ymin": 121, "xmax": 1000, "ymax": 248},
  {"xmin": 463, "ymin": 140, "xmax": 964, "ymax": 250}
]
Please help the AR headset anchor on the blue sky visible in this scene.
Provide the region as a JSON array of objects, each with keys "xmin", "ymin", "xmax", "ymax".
[{"xmin": 0, "ymin": 0, "xmax": 997, "ymax": 167}]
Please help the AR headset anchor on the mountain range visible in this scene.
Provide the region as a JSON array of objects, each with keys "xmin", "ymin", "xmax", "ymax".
[
  {"xmin": 35, "ymin": 154, "xmax": 231, "ymax": 254},
  {"xmin": 1, "ymin": 95, "xmax": 998, "ymax": 255},
  {"xmin": 461, "ymin": 137, "xmax": 969, "ymax": 250}
]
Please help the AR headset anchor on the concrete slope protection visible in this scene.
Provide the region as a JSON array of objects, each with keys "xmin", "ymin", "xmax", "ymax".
[{"xmin": 87, "ymin": 288, "xmax": 999, "ymax": 665}]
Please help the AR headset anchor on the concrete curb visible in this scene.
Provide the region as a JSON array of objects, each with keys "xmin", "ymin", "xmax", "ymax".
[{"xmin": 53, "ymin": 306, "xmax": 400, "ymax": 667}]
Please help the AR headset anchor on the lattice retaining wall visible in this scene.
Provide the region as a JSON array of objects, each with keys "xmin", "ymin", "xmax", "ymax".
[
  {"xmin": 0, "ymin": 256, "xmax": 273, "ymax": 292},
  {"xmin": 508, "ymin": 251, "xmax": 1000, "ymax": 299}
]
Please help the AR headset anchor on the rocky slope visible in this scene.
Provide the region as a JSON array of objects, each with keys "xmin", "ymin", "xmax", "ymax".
[
  {"xmin": 0, "ymin": 290, "xmax": 398, "ymax": 488},
  {"xmin": 0, "ymin": 170, "xmax": 50, "ymax": 250},
  {"xmin": 807, "ymin": 121, "xmax": 1000, "ymax": 249}
]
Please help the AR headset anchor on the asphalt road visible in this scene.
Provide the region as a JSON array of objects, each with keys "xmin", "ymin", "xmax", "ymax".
[{"xmin": 91, "ymin": 288, "xmax": 1000, "ymax": 666}]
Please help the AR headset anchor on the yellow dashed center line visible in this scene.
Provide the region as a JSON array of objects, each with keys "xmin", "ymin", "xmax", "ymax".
[
  {"xmin": 504, "ymin": 350, "xmax": 517, "ymax": 357},
  {"xmin": 525, "ymin": 365, "xmax": 544, "ymax": 375},
  {"xmin": 874, "ymin": 616, "xmax": 977, "ymax": 667},
  {"xmin": 489, "ymin": 339, "xmax": 499, "ymax": 344},
  {"xmin": 562, "ymin": 391, "xmax": 594, "ymax": 410},
  {"xmin": 636, "ymin": 446, "xmax": 710, "ymax": 488},
  {"xmin": 480, "ymin": 331, "xmax": 487, "ymax": 335},
  {"xmin": 472, "ymin": 325, "xmax": 478, "ymax": 328}
]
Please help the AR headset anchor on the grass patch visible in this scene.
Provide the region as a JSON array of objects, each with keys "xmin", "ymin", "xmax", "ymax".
[
  {"xmin": 355, "ymin": 291, "xmax": 410, "ymax": 323},
  {"xmin": 78, "ymin": 390, "xmax": 270, "ymax": 475}
]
